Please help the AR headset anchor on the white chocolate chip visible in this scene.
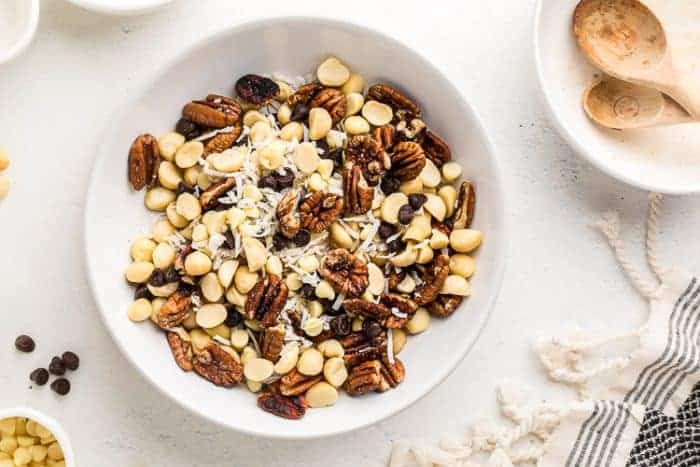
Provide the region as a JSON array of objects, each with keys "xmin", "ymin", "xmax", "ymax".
[
  {"xmin": 303, "ymin": 317, "xmax": 324, "ymax": 337},
  {"xmin": 429, "ymin": 229, "xmax": 450, "ymax": 249},
  {"xmin": 307, "ymin": 173, "xmax": 327, "ymax": 192},
  {"xmin": 449, "ymin": 229, "xmax": 483, "ymax": 253},
  {"xmin": 346, "ymin": 93, "xmax": 365, "ymax": 116},
  {"xmin": 175, "ymin": 141, "xmax": 204, "ymax": 169},
  {"xmin": 308, "ymin": 300, "xmax": 324, "ymax": 318},
  {"xmin": 317, "ymin": 159, "xmax": 335, "ymax": 180},
  {"xmin": 419, "ymin": 159, "xmax": 441, "ymax": 188},
  {"xmin": 128, "ymin": 298, "xmax": 153, "ymax": 322},
  {"xmin": 244, "ymin": 358, "xmax": 274, "ymax": 382},
  {"xmin": 265, "ymin": 255, "xmax": 283, "ymax": 276},
  {"xmin": 230, "ymin": 328, "xmax": 249, "ymax": 350},
  {"xmin": 309, "ymin": 108, "xmax": 332, "ymax": 140},
  {"xmin": 298, "ymin": 255, "xmax": 320, "ymax": 273},
  {"xmin": 250, "ymin": 121, "xmax": 273, "ymax": 144},
  {"xmin": 317, "ymin": 57, "xmax": 350, "ymax": 86},
  {"xmin": 344, "ymin": 115, "xmax": 370, "ymax": 135},
  {"xmin": 362, "ymin": 101, "xmax": 393, "ymax": 126},
  {"xmin": 306, "ymin": 381, "xmax": 338, "ymax": 408},
  {"xmin": 292, "ymin": 142, "xmax": 321, "ymax": 174}
]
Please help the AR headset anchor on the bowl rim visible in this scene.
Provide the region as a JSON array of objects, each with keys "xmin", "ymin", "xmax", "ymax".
[
  {"xmin": 0, "ymin": 0, "xmax": 40, "ymax": 65},
  {"xmin": 0, "ymin": 407, "xmax": 76, "ymax": 466},
  {"xmin": 65, "ymin": 0, "xmax": 174, "ymax": 15},
  {"xmin": 533, "ymin": 0, "xmax": 700, "ymax": 195},
  {"xmin": 82, "ymin": 15, "xmax": 508, "ymax": 439}
]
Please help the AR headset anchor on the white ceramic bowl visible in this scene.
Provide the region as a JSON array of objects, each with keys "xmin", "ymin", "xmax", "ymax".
[
  {"xmin": 535, "ymin": 0, "xmax": 700, "ymax": 194},
  {"xmin": 0, "ymin": 407, "xmax": 75, "ymax": 466},
  {"xmin": 65, "ymin": 0, "xmax": 174, "ymax": 16},
  {"xmin": 84, "ymin": 17, "xmax": 506, "ymax": 439},
  {"xmin": 0, "ymin": 0, "xmax": 39, "ymax": 65}
]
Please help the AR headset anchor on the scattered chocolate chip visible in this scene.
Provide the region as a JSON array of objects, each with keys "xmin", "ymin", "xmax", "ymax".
[
  {"xmin": 380, "ymin": 176, "xmax": 401, "ymax": 195},
  {"xmin": 149, "ymin": 269, "xmax": 167, "ymax": 287},
  {"xmin": 62, "ymin": 351, "xmax": 80, "ymax": 371},
  {"xmin": 50, "ymin": 378, "xmax": 71, "ymax": 396},
  {"xmin": 175, "ymin": 118, "xmax": 202, "ymax": 140},
  {"xmin": 300, "ymin": 284, "xmax": 316, "ymax": 300},
  {"xmin": 29, "ymin": 368, "xmax": 49, "ymax": 386},
  {"xmin": 164, "ymin": 266, "xmax": 180, "ymax": 283},
  {"xmin": 49, "ymin": 357, "xmax": 65, "ymax": 376},
  {"xmin": 225, "ymin": 306, "xmax": 243, "ymax": 327},
  {"xmin": 14, "ymin": 335, "xmax": 35, "ymax": 353},
  {"xmin": 293, "ymin": 229, "xmax": 311, "ymax": 248},
  {"xmin": 133, "ymin": 284, "xmax": 152, "ymax": 301},
  {"xmin": 273, "ymin": 233, "xmax": 289, "ymax": 251},
  {"xmin": 176, "ymin": 182, "xmax": 195, "ymax": 195},
  {"xmin": 408, "ymin": 193, "xmax": 427, "ymax": 210},
  {"xmin": 330, "ymin": 315, "xmax": 351, "ymax": 337},
  {"xmin": 235, "ymin": 74, "xmax": 280, "ymax": 105},
  {"xmin": 258, "ymin": 174, "xmax": 278, "ymax": 190},
  {"xmin": 363, "ymin": 319, "xmax": 383, "ymax": 340},
  {"xmin": 398, "ymin": 204, "xmax": 415, "ymax": 225},
  {"xmin": 388, "ymin": 239, "xmax": 406, "ymax": 254},
  {"xmin": 290, "ymin": 103, "xmax": 310, "ymax": 122},
  {"xmin": 378, "ymin": 222, "xmax": 397, "ymax": 240}
]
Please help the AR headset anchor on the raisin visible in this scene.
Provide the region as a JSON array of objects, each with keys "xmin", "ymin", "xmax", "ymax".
[
  {"xmin": 293, "ymin": 229, "xmax": 311, "ymax": 247},
  {"xmin": 330, "ymin": 315, "xmax": 351, "ymax": 337},
  {"xmin": 275, "ymin": 168, "xmax": 295, "ymax": 189},
  {"xmin": 164, "ymin": 266, "xmax": 180, "ymax": 283},
  {"xmin": 300, "ymin": 284, "xmax": 316, "ymax": 300},
  {"xmin": 258, "ymin": 175, "xmax": 278, "ymax": 190},
  {"xmin": 134, "ymin": 284, "xmax": 151, "ymax": 300},
  {"xmin": 149, "ymin": 269, "xmax": 167, "ymax": 287},
  {"xmin": 290, "ymin": 103, "xmax": 310, "ymax": 122},
  {"xmin": 235, "ymin": 74, "xmax": 279, "ymax": 105},
  {"xmin": 362, "ymin": 319, "xmax": 383, "ymax": 340},
  {"xmin": 175, "ymin": 118, "xmax": 202, "ymax": 140},
  {"xmin": 380, "ymin": 176, "xmax": 401, "ymax": 195},
  {"xmin": 225, "ymin": 306, "xmax": 243, "ymax": 327},
  {"xmin": 273, "ymin": 233, "xmax": 289, "ymax": 251}
]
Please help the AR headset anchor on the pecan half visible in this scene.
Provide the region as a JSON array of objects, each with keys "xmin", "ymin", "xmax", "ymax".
[
  {"xmin": 154, "ymin": 290, "xmax": 192, "ymax": 329},
  {"xmin": 193, "ymin": 343, "xmax": 243, "ymax": 388},
  {"xmin": 345, "ymin": 360, "xmax": 383, "ymax": 396},
  {"xmin": 203, "ymin": 127, "xmax": 242, "ymax": 156},
  {"xmin": 235, "ymin": 74, "xmax": 280, "ymax": 105},
  {"xmin": 182, "ymin": 95, "xmax": 242, "ymax": 129},
  {"xmin": 381, "ymin": 293, "xmax": 418, "ymax": 328},
  {"xmin": 345, "ymin": 135, "xmax": 391, "ymax": 187},
  {"xmin": 451, "ymin": 181, "xmax": 476, "ymax": 230},
  {"xmin": 319, "ymin": 249, "xmax": 369, "ymax": 297},
  {"xmin": 276, "ymin": 189, "xmax": 301, "ymax": 239},
  {"xmin": 257, "ymin": 392, "xmax": 308, "ymax": 419},
  {"xmin": 288, "ymin": 83, "xmax": 323, "ymax": 106},
  {"xmin": 279, "ymin": 369, "xmax": 322, "ymax": 396},
  {"xmin": 299, "ymin": 192, "xmax": 343, "ymax": 233},
  {"xmin": 414, "ymin": 255, "xmax": 450, "ymax": 306},
  {"xmin": 343, "ymin": 299, "xmax": 391, "ymax": 321},
  {"xmin": 244, "ymin": 274, "xmax": 288, "ymax": 327},
  {"xmin": 341, "ymin": 332, "xmax": 386, "ymax": 368},
  {"xmin": 260, "ymin": 326, "xmax": 286, "ymax": 361},
  {"xmin": 367, "ymin": 84, "xmax": 421, "ymax": 120},
  {"xmin": 373, "ymin": 124, "xmax": 396, "ymax": 151},
  {"xmin": 428, "ymin": 294, "xmax": 464, "ymax": 318},
  {"xmin": 421, "ymin": 129, "xmax": 451, "ymax": 167},
  {"xmin": 166, "ymin": 332, "xmax": 193, "ymax": 372},
  {"xmin": 199, "ymin": 177, "xmax": 236, "ymax": 211},
  {"xmin": 342, "ymin": 162, "xmax": 374, "ymax": 215},
  {"xmin": 128, "ymin": 134, "xmax": 160, "ymax": 190},
  {"xmin": 309, "ymin": 88, "xmax": 346, "ymax": 124},
  {"xmin": 379, "ymin": 356, "xmax": 405, "ymax": 391},
  {"xmin": 390, "ymin": 141, "xmax": 426, "ymax": 181}
]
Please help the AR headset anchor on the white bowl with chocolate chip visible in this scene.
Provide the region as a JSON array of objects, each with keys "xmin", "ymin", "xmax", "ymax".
[{"xmin": 84, "ymin": 17, "xmax": 506, "ymax": 438}]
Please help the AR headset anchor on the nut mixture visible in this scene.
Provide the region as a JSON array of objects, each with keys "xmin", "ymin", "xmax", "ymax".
[
  {"xmin": 0, "ymin": 416, "xmax": 65, "ymax": 467},
  {"xmin": 124, "ymin": 56, "xmax": 483, "ymax": 419}
]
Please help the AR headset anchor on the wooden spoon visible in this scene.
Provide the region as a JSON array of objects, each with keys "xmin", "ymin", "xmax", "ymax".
[
  {"xmin": 583, "ymin": 77, "xmax": 693, "ymax": 129},
  {"xmin": 574, "ymin": 0, "xmax": 700, "ymax": 118}
]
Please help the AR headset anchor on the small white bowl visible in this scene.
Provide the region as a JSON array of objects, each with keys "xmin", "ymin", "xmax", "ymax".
[
  {"xmin": 534, "ymin": 0, "xmax": 700, "ymax": 194},
  {"xmin": 0, "ymin": 0, "xmax": 39, "ymax": 65},
  {"xmin": 65, "ymin": 0, "xmax": 174, "ymax": 16},
  {"xmin": 0, "ymin": 407, "xmax": 75, "ymax": 466},
  {"xmin": 84, "ymin": 17, "xmax": 506, "ymax": 439}
]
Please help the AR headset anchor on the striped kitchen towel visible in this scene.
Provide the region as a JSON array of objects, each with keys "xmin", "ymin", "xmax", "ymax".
[{"xmin": 389, "ymin": 194, "xmax": 700, "ymax": 466}]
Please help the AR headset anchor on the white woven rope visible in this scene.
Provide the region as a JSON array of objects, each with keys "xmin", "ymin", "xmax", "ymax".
[{"xmin": 646, "ymin": 193, "xmax": 666, "ymax": 284}]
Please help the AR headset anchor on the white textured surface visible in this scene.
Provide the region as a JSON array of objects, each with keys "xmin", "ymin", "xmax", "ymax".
[{"xmin": 1, "ymin": 0, "xmax": 700, "ymax": 465}]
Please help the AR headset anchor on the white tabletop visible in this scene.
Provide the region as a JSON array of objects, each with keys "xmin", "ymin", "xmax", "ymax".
[{"xmin": 2, "ymin": 1, "xmax": 700, "ymax": 465}]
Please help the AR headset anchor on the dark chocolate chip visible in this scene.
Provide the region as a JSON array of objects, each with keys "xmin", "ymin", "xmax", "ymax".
[
  {"xmin": 380, "ymin": 176, "xmax": 401, "ymax": 195},
  {"xmin": 408, "ymin": 193, "xmax": 428, "ymax": 210},
  {"xmin": 378, "ymin": 222, "xmax": 397, "ymax": 240},
  {"xmin": 50, "ymin": 378, "xmax": 71, "ymax": 396},
  {"xmin": 275, "ymin": 168, "xmax": 295, "ymax": 189},
  {"xmin": 362, "ymin": 319, "xmax": 383, "ymax": 340},
  {"xmin": 330, "ymin": 315, "xmax": 351, "ymax": 337},
  {"xmin": 388, "ymin": 239, "xmax": 406, "ymax": 254},
  {"xmin": 398, "ymin": 204, "xmax": 414, "ymax": 225},
  {"xmin": 62, "ymin": 351, "xmax": 80, "ymax": 371},
  {"xmin": 176, "ymin": 182, "xmax": 195, "ymax": 195},
  {"xmin": 175, "ymin": 118, "xmax": 202, "ymax": 140},
  {"xmin": 133, "ymin": 284, "xmax": 152, "ymax": 301},
  {"xmin": 273, "ymin": 233, "xmax": 289, "ymax": 251},
  {"xmin": 14, "ymin": 335, "xmax": 35, "ymax": 353},
  {"xmin": 293, "ymin": 229, "xmax": 311, "ymax": 248},
  {"xmin": 300, "ymin": 284, "xmax": 316, "ymax": 300},
  {"xmin": 49, "ymin": 356, "xmax": 66, "ymax": 376},
  {"xmin": 224, "ymin": 306, "xmax": 243, "ymax": 327},
  {"xmin": 290, "ymin": 103, "xmax": 310, "ymax": 122},
  {"xmin": 29, "ymin": 368, "xmax": 49, "ymax": 386}
]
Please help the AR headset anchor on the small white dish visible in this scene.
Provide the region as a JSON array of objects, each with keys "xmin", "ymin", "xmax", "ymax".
[
  {"xmin": 65, "ymin": 0, "xmax": 174, "ymax": 16},
  {"xmin": 535, "ymin": 0, "xmax": 700, "ymax": 194},
  {"xmin": 0, "ymin": 407, "xmax": 75, "ymax": 466},
  {"xmin": 84, "ymin": 17, "xmax": 506, "ymax": 439},
  {"xmin": 0, "ymin": 0, "xmax": 39, "ymax": 65}
]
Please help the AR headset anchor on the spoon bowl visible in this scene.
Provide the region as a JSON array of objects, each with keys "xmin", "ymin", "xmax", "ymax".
[{"xmin": 583, "ymin": 76, "xmax": 692, "ymax": 129}]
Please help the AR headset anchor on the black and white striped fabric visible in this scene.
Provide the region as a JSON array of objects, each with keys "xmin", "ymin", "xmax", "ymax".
[{"xmin": 541, "ymin": 274, "xmax": 700, "ymax": 467}]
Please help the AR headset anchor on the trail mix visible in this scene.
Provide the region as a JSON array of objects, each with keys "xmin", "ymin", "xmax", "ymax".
[
  {"xmin": 124, "ymin": 56, "xmax": 482, "ymax": 419},
  {"xmin": 0, "ymin": 416, "xmax": 65, "ymax": 466}
]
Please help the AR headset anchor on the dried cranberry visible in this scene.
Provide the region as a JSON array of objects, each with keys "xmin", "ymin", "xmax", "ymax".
[
  {"xmin": 175, "ymin": 118, "xmax": 202, "ymax": 140},
  {"xmin": 273, "ymin": 233, "xmax": 289, "ymax": 251},
  {"xmin": 293, "ymin": 229, "xmax": 311, "ymax": 247},
  {"xmin": 380, "ymin": 176, "xmax": 401, "ymax": 195},
  {"xmin": 14, "ymin": 335, "xmax": 35, "ymax": 353},
  {"xmin": 258, "ymin": 175, "xmax": 278, "ymax": 190},
  {"xmin": 149, "ymin": 269, "xmax": 167, "ymax": 287},
  {"xmin": 398, "ymin": 204, "xmax": 414, "ymax": 225},
  {"xmin": 363, "ymin": 319, "xmax": 383, "ymax": 340},
  {"xmin": 235, "ymin": 74, "xmax": 279, "ymax": 105},
  {"xmin": 300, "ymin": 284, "xmax": 316, "ymax": 300},
  {"xmin": 30, "ymin": 368, "xmax": 49, "ymax": 386},
  {"xmin": 133, "ymin": 284, "xmax": 152, "ymax": 300},
  {"xmin": 408, "ymin": 193, "xmax": 427, "ymax": 210},
  {"xmin": 290, "ymin": 103, "xmax": 310, "ymax": 122},
  {"xmin": 378, "ymin": 222, "xmax": 397, "ymax": 240},
  {"xmin": 225, "ymin": 306, "xmax": 243, "ymax": 327},
  {"xmin": 330, "ymin": 315, "xmax": 351, "ymax": 337}
]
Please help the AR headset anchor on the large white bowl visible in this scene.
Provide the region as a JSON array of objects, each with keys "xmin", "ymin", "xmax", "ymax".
[
  {"xmin": 535, "ymin": 0, "xmax": 700, "ymax": 194},
  {"xmin": 84, "ymin": 17, "xmax": 506, "ymax": 439}
]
